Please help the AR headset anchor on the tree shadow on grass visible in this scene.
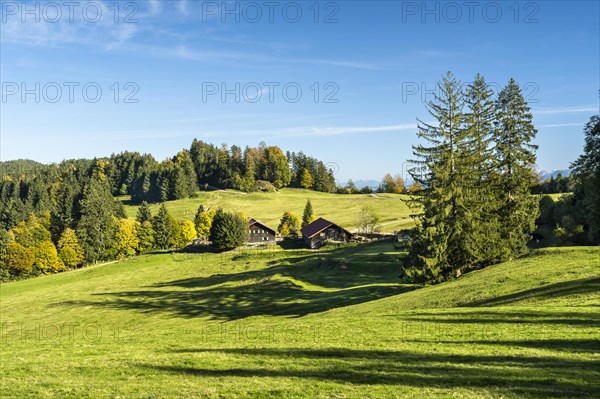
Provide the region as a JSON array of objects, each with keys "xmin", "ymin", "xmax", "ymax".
[
  {"xmin": 464, "ymin": 339, "xmax": 600, "ymax": 353},
  {"xmin": 153, "ymin": 246, "xmax": 403, "ymax": 291},
  {"xmin": 395, "ymin": 309, "xmax": 600, "ymax": 327},
  {"xmin": 462, "ymin": 276, "xmax": 600, "ymax": 307},
  {"xmin": 54, "ymin": 243, "xmax": 412, "ymax": 320},
  {"xmin": 138, "ymin": 347, "xmax": 600, "ymax": 398},
  {"xmin": 56, "ymin": 282, "xmax": 410, "ymax": 320}
]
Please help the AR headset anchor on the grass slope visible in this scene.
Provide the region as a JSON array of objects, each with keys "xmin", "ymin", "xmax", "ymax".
[
  {"xmin": 121, "ymin": 188, "xmax": 415, "ymax": 232},
  {"xmin": 1, "ymin": 244, "xmax": 598, "ymax": 398}
]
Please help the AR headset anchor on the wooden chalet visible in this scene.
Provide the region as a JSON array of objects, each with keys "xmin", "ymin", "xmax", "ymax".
[
  {"xmin": 300, "ymin": 217, "xmax": 353, "ymax": 249},
  {"xmin": 247, "ymin": 219, "xmax": 276, "ymax": 243}
]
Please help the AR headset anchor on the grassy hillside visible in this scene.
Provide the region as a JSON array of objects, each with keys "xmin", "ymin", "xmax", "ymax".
[
  {"xmin": 121, "ymin": 188, "xmax": 415, "ymax": 232},
  {"xmin": 1, "ymin": 244, "xmax": 598, "ymax": 398}
]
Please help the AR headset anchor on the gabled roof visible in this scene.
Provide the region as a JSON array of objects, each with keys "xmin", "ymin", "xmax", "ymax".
[
  {"xmin": 300, "ymin": 217, "xmax": 352, "ymax": 239},
  {"xmin": 248, "ymin": 219, "xmax": 276, "ymax": 235}
]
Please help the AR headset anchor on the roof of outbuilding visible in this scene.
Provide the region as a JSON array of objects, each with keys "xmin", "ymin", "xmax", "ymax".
[{"xmin": 300, "ymin": 217, "xmax": 352, "ymax": 239}]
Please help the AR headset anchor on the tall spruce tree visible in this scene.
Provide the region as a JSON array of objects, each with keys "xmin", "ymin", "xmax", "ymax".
[
  {"xmin": 406, "ymin": 72, "xmax": 474, "ymax": 282},
  {"xmin": 77, "ymin": 177, "xmax": 117, "ymax": 264},
  {"xmin": 463, "ymin": 74, "xmax": 502, "ymax": 267},
  {"xmin": 152, "ymin": 204, "xmax": 174, "ymax": 250},
  {"xmin": 493, "ymin": 78, "xmax": 539, "ymax": 259}
]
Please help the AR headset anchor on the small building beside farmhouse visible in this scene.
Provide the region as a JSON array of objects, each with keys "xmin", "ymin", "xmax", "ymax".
[
  {"xmin": 247, "ymin": 219, "xmax": 276, "ymax": 243},
  {"xmin": 300, "ymin": 217, "xmax": 353, "ymax": 249}
]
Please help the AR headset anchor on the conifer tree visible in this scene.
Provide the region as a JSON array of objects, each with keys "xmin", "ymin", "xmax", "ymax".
[
  {"xmin": 152, "ymin": 204, "xmax": 174, "ymax": 250},
  {"xmin": 0, "ymin": 228, "xmax": 8, "ymax": 270},
  {"xmin": 302, "ymin": 199, "xmax": 316, "ymax": 228},
  {"xmin": 209, "ymin": 209, "xmax": 248, "ymax": 251},
  {"xmin": 77, "ymin": 177, "xmax": 117, "ymax": 264},
  {"xmin": 50, "ymin": 174, "xmax": 77, "ymax": 241},
  {"xmin": 493, "ymin": 78, "xmax": 539, "ymax": 259},
  {"xmin": 135, "ymin": 221, "xmax": 155, "ymax": 253},
  {"xmin": 463, "ymin": 74, "xmax": 502, "ymax": 267},
  {"xmin": 136, "ymin": 201, "xmax": 152, "ymax": 223},
  {"xmin": 570, "ymin": 115, "xmax": 600, "ymax": 244},
  {"xmin": 406, "ymin": 72, "xmax": 473, "ymax": 282}
]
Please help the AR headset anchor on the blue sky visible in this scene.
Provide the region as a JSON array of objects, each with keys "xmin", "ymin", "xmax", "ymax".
[{"xmin": 1, "ymin": 0, "xmax": 598, "ymax": 183}]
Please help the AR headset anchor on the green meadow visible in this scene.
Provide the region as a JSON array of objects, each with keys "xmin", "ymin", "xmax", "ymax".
[
  {"xmin": 121, "ymin": 188, "xmax": 415, "ymax": 232},
  {"xmin": 1, "ymin": 243, "xmax": 598, "ymax": 398}
]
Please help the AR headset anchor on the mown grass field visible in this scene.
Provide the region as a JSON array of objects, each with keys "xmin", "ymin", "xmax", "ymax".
[
  {"xmin": 120, "ymin": 188, "xmax": 415, "ymax": 232},
  {"xmin": 1, "ymin": 243, "xmax": 598, "ymax": 398}
]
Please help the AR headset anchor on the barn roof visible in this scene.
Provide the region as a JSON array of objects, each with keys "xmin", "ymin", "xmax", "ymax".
[
  {"xmin": 300, "ymin": 217, "xmax": 352, "ymax": 239},
  {"xmin": 248, "ymin": 219, "xmax": 276, "ymax": 235}
]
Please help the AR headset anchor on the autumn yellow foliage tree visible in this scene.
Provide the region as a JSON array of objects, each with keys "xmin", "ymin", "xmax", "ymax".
[
  {"xmin": 112, "ymin": 218, "xmax": 139, "ymax": 259},
  {"xmin": 35, "ymin": 241, "xmax": 66, "ymax": 273},
  {"xmin": 173, "ymin": 219, "xmax": 197, "ymax": 248},
  {"xmin": 278, "ymin": 211, "xmax": 301, "ymax": 237},
  {"xmin": 7, "ymin": 241, "xmax": 35, "ymax": 274},
  {"xmin": 57, "ymin": 228, "xmax": 85, "ymax": 268},
  {"xmin": 194, "ymin": 206, "xmax": 215, "ymax": 241}
]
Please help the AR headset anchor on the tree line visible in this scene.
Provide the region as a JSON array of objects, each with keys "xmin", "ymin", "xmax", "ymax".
[
  {"xmin": 0, "ymin": 174, "xmax": 326, "ymax": 281},
  {"xmin": 532, "ymin": 173, "xmax": 573, "ymax": 194},
  {"xmin": 0, "ymin": 161, "xmax": 189, "ymax": 280},
  {"xmin": 537, "ymin": 116, "xmax": 600, "ymax": 245},
  {"xmin": 0, "ymin": 140, "xmax": 337, "ymax": 232}
]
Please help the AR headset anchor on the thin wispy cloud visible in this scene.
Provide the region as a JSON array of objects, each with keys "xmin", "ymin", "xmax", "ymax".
[
  {"xmin": 538, "ymin": 122, "xmax": 587, "ymax": 128},
  {"xmin": 533, "ymin": 106, "xmax": 598, "ymax": 115},
  {"xmin": 203, "ymin": 123, "xmax": 419, "ymax": 139},
  {"xmin": 139, "ymin": 43, "xmax": 386, "ymax": 70},
  {"xmin": 0, "ymin": 3, "xmax": 384, "ymax": 71},
  {"xmin": 0, "ymin": 1, "xmax": 143, "ymax": 47}
]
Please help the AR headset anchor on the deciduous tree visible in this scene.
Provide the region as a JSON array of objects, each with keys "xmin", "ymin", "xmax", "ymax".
[
  {"xmin": 278, "ymin": 211, "xmax": 301, "ymax": 237},
  {"xmin": 57, "ymin": 228, "xmax": 85, "ymax": 268}
]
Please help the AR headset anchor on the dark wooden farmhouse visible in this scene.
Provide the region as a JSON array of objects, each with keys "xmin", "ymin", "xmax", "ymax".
[
  {"xmin": 300, "ymin": 217, "xmax": 353, "ymax": 249},
  {"xmin": 247, "ymin": 219, "xmax": 276, "ymax": 243}
]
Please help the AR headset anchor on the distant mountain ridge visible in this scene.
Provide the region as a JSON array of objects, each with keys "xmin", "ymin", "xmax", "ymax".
[
  {"xmin": 353, "ymin": 180, "xmax": 380, "ymax": 189},
  {"xmin": 540, "ymin": 169, "xmax": 571, "ymax": 180}
]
